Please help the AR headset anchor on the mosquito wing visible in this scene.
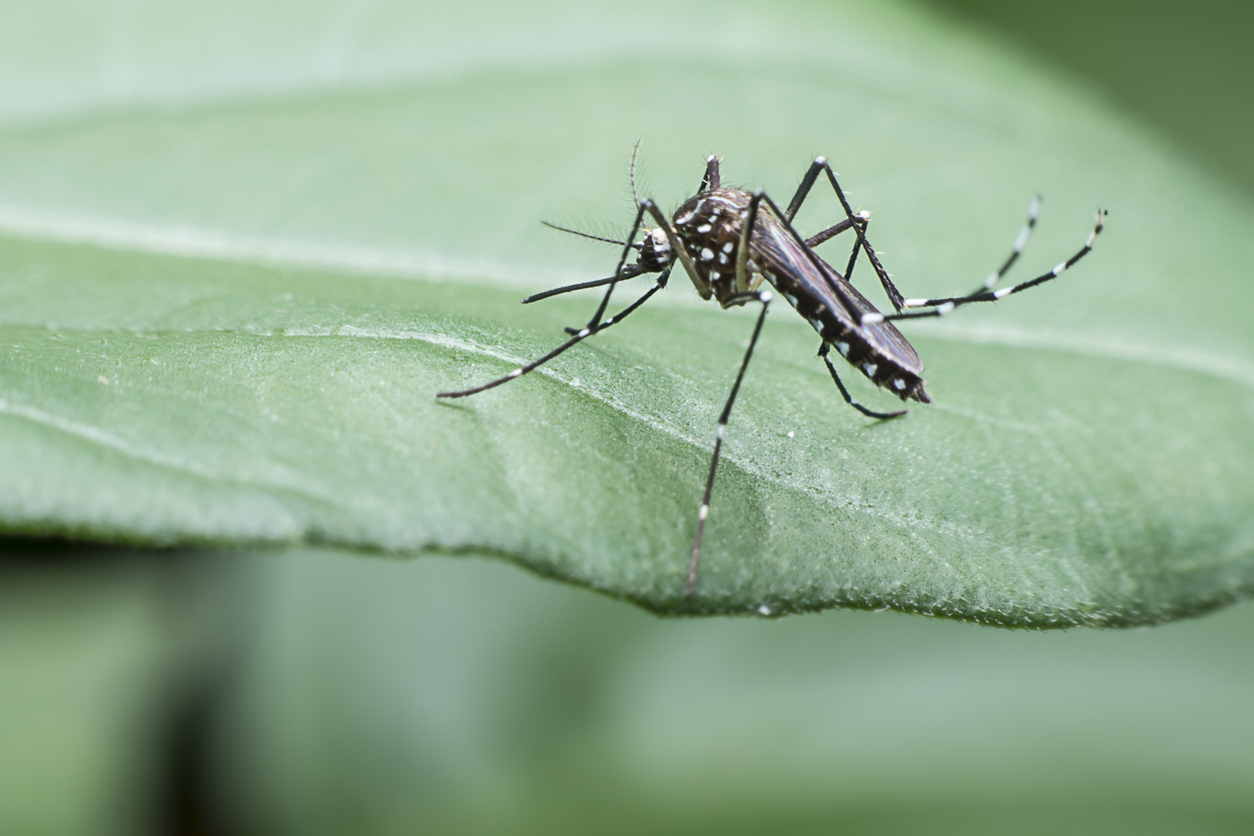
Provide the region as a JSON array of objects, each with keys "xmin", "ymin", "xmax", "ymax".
[{"xmin": 751, "ymin": 212, "xmax": 923, "ymax": 375}]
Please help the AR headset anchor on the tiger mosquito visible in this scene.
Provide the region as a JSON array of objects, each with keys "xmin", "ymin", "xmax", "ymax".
[{"xmin": 437, "ymin": 152, "xmax": 1105, "ymax": 597}]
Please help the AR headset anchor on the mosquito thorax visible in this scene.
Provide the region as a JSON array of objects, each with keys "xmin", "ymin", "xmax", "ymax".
[{"xmin": 671, "ymin": 188, "xmax": 758, "ymax": 306}]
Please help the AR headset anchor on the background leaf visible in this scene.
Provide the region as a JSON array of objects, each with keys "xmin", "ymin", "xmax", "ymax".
[{"xmin": 1, "ymin": 0, "xmax": 1252, "ymax": 627}]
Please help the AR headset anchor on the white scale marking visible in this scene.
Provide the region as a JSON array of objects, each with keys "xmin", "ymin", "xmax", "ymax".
[
  {"xmin": 717, "ymin": 423, "xmax": 726, "ymax": 440},
  {"xmin": 700, "ymin": 247, "xmax": 714, "ymax": 261},
  {"xmin": 893, "ymin": 378, "xmax": 906, "ymax": 390},
  {"xmin": 676, "ymin": 212, "xmax": 695, "ymax": 225},
  {"xmin": 983, "ymin": 272, "xmax": 999, "ymax": 289},
  {"xmin": 718, "ymin": 253, "xmax": 728, "ymax": 264},
  {"xmin": 577, "ymin": 328, "xmax": 590, "ymax": 337},
  {"xmin": 1014, "ymin": 226, "xmax": 1031, "ymax": 251},
  {"xmin": 1052, "ymin": 261, "xmax": 1066, "ymax": 275},
  {"xmin": 697, "ymin": 224, "xmax": 712, "ymax": 233},
  {"xmin": 698, "ymin": 504, "xmax": 709, "ymax": 521},
  {"xmin": 836, "ymin": 342, "xmax": 850, "ymax": 356},
  {"xmin": 937, "ymin": 302, "xmax": 955, "ymax": 315},
  {"xmin": 508, "ymin": 368, "xmax": 522, "ymax": 378},
  {"xmin": 903, "ymin": 298, "xmax": 926, "ymax": 308},
  {"xmin": 994, "ymin": 287, "xmax": 1013, "ymax": 299},
  {"xmin": 722, "ymin": 242, "xmax": 734, "ymax": 253},
  {"xmin": 861, "ymin": 312, "xmax": 884, "ymax": 324},
  {"xmin": 863, "ymin": 363, "xmax": 878, "ymax": 377}
]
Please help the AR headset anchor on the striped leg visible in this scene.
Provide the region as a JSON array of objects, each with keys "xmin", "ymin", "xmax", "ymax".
[
  {"xmin": 687, "ymin": 289, "xmax": 772, "ymax": 597},
  {"xmin": 436, "ymin": 269, "xmax": 670, "ymax": 398},
  {"xmin": 786, "ymin": 157, "xmax": 904, "ymax": 312},
  {"xmin": 862, "ymin": 208, "xmax": 1106, "ymax": 325}
]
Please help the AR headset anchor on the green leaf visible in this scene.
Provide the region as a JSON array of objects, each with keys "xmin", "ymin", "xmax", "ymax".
[{"xmin": 1, "ymin": 0, "xmax": 1251, "ymax": 625}]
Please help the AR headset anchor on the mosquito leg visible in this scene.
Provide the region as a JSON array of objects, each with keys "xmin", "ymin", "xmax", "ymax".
[
  {"xmin": 585, "ymin": 201, "xmax": 652, "ymax": 330},
  {"xmin": 784, "ymin": 158, "xmax": 822, "ymax": 222},
  {"xmin": 780, "ymin": 157, "xmax": 901, "ymax": 311},
  {"xmin": 557, "ymin": 196, "xmax": 705, "ymax": 336},
  {"xmin": 844, "ymin": 195, "xmax": 1039, "ymax": 317},
  {"xmin": 818, "ymin": 343, "xmax": 907, "ymax": 420},
  {"xmin": 812, "ymin": 159, "xmax": 903, "ymax": 312},
  {"xmin": 436, "ymin": 270, "xmax": 670, "ymax": 399},
  {"xmin": 734, "ymin": 190, "xmax": 764, "ymax": 293},
  {"xmin": 804, "ymin": 214, "xmax": 870, "ymax": 287},
  {"xmin": 788, "ymin": 162, "xmax": 868, "ymax": 283},
  {"xmin": 864, "ymin": 209, "xmax": 1106, "ymax": 324},
  {"xmin": 975, "ymin": 195, "xmax": 1040, "ymax": 296},
  {"xmin": 640, "ymin": 199, "xmax": 707, "ymax": 298},
  {"xmin": 841, "ymin": 216, "xmax": 868, "ymax": 282},
  {"xmin": 804, "ymin": 214, "xmax": 867, "ymax": 250},
  {"xmin": 687, "ymin": 289, "xmax": 772, "ymax": 597}
]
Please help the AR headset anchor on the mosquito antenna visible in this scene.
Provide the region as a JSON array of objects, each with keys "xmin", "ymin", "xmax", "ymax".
[
  {"xmin": 629, "ymin": 136, "xmax": 643, "ymax": 208},
  {"xmin": 542, "ymin": 221, "xmax": 630, "ymax": 247}
]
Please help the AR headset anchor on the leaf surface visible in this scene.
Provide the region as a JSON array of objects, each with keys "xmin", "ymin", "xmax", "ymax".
[{"xmin": 1, "ymin": 0, "xmax": 1252, "ymax": 624}]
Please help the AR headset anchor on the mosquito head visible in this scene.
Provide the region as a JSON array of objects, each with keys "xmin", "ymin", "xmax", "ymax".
[{"xmin": 636, "ymin": 226, "xmax": 675, "ymax": 273}]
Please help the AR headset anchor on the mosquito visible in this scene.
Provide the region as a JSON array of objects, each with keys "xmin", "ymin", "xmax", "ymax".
[{"xmin": 437, "ymin": 150, "xmax": 1105, "ymax": 597}]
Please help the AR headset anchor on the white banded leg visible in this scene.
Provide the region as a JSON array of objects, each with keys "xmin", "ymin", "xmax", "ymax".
[
  {"xmin": 687, "ymin": 289, "xmax": 772, "ymax": 597},
  {"xmin": 899, "ymin": 195, "xmax": 1040, "ymax": 310},
  {"xmin": 861, "ymin": 208, "xmax": 1106, "ymax": 325},
  {"xmin": 981, "ymin": 194, "xmax": 1041, "ymax": 294},
  {"xmin": 436, "ymin": 270, "xmax": 670, "ymax": 398}
]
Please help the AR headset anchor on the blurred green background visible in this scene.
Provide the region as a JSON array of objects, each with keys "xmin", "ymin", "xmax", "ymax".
[{"xmin": 2, "ymin": 1, "xmax": 1253, "ymax": 834}]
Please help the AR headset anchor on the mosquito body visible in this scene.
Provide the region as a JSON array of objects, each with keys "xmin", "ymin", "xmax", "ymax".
[
  {"xmin": 664, "ymin": 183, "xmax": 929, "ymax": 405},
  {"xmin": 438, "ymin": 152, "xmax": 1105, "ymax": 598}
]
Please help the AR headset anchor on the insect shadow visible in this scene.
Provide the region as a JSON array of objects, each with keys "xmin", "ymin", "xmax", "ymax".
[{"xmin": 438, "ymin": 146, "xmax": 1105, "ymax": 597}]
